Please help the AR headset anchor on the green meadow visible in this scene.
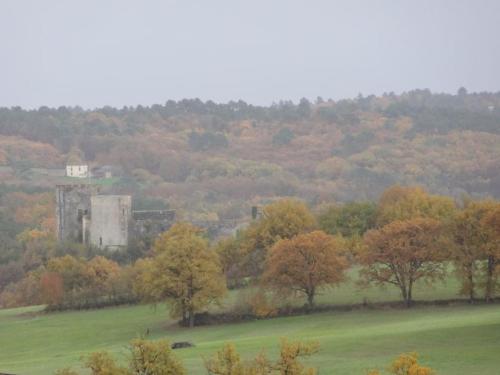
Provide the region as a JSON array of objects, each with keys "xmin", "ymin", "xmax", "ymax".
[{"xmin": 1, "ymin": 273, "xmax": 499, "ymax": 375}]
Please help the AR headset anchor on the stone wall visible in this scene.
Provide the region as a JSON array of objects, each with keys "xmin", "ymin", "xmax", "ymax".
[
  {"xmin": 131, "ymin": 210, "xmax": 176, "ymax": 238},
  {"xmin": 56, "ymin": 184, "xmax": 99, "ymax": 242},
  {"xmin": 90, "ymin": 195, "xmax": 131, "ymax": 250}
]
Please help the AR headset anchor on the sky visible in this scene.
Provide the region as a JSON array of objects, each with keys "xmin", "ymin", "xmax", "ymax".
[{"xmin": 1, "ymin": 0, "xmax": 499, "ymax": 109}]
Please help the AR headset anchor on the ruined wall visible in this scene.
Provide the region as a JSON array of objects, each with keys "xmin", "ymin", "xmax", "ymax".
[
  {"xmin": 90, "ymin": 195, "xmax": 131, "ymax": 250},
  {"xmin": 56, "ymin": 184, "xmax": 99, "ymax": 242},
  {"xmin": 131, "ymin": 210, "xmax": 176, "ymax": 238}
]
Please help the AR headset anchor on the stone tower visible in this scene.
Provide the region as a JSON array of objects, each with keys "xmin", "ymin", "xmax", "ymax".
[
  {"xmin": 55, "ymin": 184, "xmax": 99, "ymax": 242},
  {"xmin": 89, "ymin": 195, "xmax": 131, "ymax": 249}
]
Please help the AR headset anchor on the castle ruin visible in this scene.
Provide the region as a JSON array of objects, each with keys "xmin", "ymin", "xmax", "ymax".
[{"xmin": 56, "ymin": 184, "xmax": 175, "ymax": 250}]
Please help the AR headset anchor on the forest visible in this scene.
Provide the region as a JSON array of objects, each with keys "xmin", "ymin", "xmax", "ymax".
[{"xmin": 1, "ymin": 89, "xmax": 500, "ymax": 228}]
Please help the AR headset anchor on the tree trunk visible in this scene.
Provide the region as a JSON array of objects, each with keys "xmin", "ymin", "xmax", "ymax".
[
  {"xmin": 306, "ymin": 290, "xmax": 315, "ymax": 311},
  {"xmin": 399, "ymin": 284, "xmax": 408, "ymax": 307},
  {"xmin": 406, "ymin": 282, "xmax": 413, "ymax": 308},
  {"xmin": 485, "ymin": 256, "xmax": 495, "ymax": 303},
  {"xmin": 188, "ymin": 307, "xmax": 195, "ymax": 328},
  {"xmin": 468, "ymin": 264, "xmax": 475, "ymax": 303}
]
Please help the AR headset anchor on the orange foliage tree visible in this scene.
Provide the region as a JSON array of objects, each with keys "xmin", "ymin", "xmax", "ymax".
[
  {"xmin": 39, "ymin": 272, "xmax": 64, "ymax": 306},
  {"xmin": 262, "ymin": 230, "xmax": 348, "ymax": 308},
  {"xmin": 360, "ymin": 218, "xmax": 446, "ymax": 307},
  {"xmin": 241, "ymin": 199, "xmax": 316, "ymax": 277}
]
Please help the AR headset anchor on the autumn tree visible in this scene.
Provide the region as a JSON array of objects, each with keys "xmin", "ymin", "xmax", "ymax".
[
  {"xmin": 376, "ymin": 185, "xmax": 455, "ymax": 226},
  {"xmin": 205, "ymin": 339, "xmax": 319, "ymax": 375},
  {"xmin": 40, "ymin": 272, "xmax": 64, "ymax": 306},
  {"xmin": 262, "ymin": 231, "xmax": 348, "ymax": 309},
  {"xmin": 135, "ymin": 222, "xmax": 226, "ymax": 327},
  {"xmin": 274, "ymin": 338, "xmax": 319, "ymax": 375},
  {"xmin": 129, "ymin": 338, "xmax": 186, "ymax": 375},
  {"xmin": 61, "ymin": 339, "xmax": 186, "ymax": 375},
  {"xmin": 360, "ymin": 218, "xmax": 446, "ymax": 307},
  {"xmin": 214, "ymin": 236, "xmax": 244, "ymax": 288},
  {"xmin": 451, "ymin": 200, "xmax": 497, "ymax": 302},
  {"xmin": 482, "ymin": 204, "xmax": 500, "ymax": 301},
  {"xmin": 204, "ymin": 343, "xmax": 249, "ymax": 375},
  {"xmin": 369, "ymin": 352, "xmax": 435, "ymax": 375},
  {"xmin": 241, "ymin": 199, "xmax": 316, "ymax": 276},
  {"xmin": 84, "ymin": 351, "xmax": 128, "ymax": 375}
]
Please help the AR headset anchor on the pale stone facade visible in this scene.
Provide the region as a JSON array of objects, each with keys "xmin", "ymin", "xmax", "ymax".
[{"xmin": 66, "ymin": 165, "xmax": 89, "ymax": 178}]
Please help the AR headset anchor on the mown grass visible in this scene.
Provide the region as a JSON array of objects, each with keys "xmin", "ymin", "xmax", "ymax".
[{"xmin": 1, "ymin": 271, "xmax": 499, "ymax": 375}]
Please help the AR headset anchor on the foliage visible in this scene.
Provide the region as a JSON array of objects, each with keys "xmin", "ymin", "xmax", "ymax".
[
  {"xmin": 376, "ymin": 186, "xmax": 455, "ymax": 226},
  {"xmin": 240, "ymin": 199, "xmax": 316, "ymax": 277},
  {"xmin": 57, "ymin": 339, "xmax": 186, "ymax": 375},
  {"xmin": 134, "ymin": 222, "xmax": 226, "ymax": 327},
  {"xmin": 129, "ymin": 338, "xmax": 186, "ymax": 375},
  {"xmin": 189, "ymin": 130, "xmax": 229, "ymax": 151},
  {"xmin": 451, "ymin": 199, "xmax": 498, "ymax": 301},
  {"xmin": 318, "ymin": 201, "xmax": 377, "ymax": 237},
  {"xmin": 83, "ymin": 351, "xmax": 128, "ymax": 375},
  {"xmin": 205, "ymin": 339, "xmax": 319, "ymax": 375},
  {"xmin": 369, "ymin": 352, "xmax": 435, "ymax": 375},
  {"xmin": 262, "ymin": 231, "xmax": 348, "ymax": 308},
  {"xmin": 360, "ymin": 218, "xmax": 447, "ymax": 307},
  {"xmin": 481, "ymin": 203, "xmax": 500, "ymax": 301},
  {"xmin": 214, "ymin": 237, "xmax": 244, "ymax": 288},
  {"xmin": 272, "ymin": 128, "xmax": 295, "ymax": 146}
]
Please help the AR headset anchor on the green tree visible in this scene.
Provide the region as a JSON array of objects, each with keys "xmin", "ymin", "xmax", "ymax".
[{"xmin": 318, "ymin": 201, "xmax": 377, "ymax": 237}]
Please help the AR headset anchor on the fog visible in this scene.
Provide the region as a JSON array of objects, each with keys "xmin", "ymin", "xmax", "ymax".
[{"xmin": 1, "ymin": 0, "xmax": 499, "ymax": 108}]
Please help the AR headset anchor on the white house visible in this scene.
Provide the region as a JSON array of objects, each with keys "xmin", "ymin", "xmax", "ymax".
[{"xmin": 66, "ymin": 165, "xmax": 89, "ymax": 178}]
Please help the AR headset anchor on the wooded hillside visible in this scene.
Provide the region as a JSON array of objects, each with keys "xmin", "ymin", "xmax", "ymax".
[{"xmin": 1, "ymin": 89, "xmax": 499, "ymax": 225}]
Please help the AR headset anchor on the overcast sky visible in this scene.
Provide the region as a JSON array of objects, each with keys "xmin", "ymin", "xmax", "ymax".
[{"xmin": 1, "ymin": 0, "xmax": 499, "ymax": 109}]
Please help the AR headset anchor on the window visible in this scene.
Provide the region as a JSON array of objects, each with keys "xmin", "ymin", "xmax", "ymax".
[{"xmin": 99, "ymin": 237, "xmax": 103, "ymax": 246}]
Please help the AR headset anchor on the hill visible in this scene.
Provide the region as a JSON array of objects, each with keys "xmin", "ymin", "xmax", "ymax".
[{"xmin": 1, "ymin": 89, "xmax": 499, "ymax": 227}]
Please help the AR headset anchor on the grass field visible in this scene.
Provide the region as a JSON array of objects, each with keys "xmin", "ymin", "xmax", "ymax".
[{"xmin": 1, "ymin": 272, "xmax": 499, "ymax": 375}]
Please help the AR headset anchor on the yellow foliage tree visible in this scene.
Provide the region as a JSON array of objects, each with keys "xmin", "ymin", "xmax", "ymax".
[
  {"xmin": 135, "ymin": 222, "xmax": 226, "ymax": 327},
  {"xmin": 376, "ymin": 185, "xmax": 455, "ymax": 226},
  {"xmin": 451, "ymin": 200, "xmax": 498, "ymax": 302},
  {"xmin": 205, "ymin": 339, "xmax": 319, "ymax": 375},
  {"xmin": 129, "ymin": 338, "xmax": 186, "ymax": 375},
  {"xmin": 481, "ymin": 204, "xmax": 500, "ymax": 301},
  {"xmin": 60, "ymin": 339, "xmax": 186, "ymax": 375},
  {"xmin": 241, "ymin": 199, "xmax": 316, "ymax": 276},
  {"xmin": 369, "ymin": 352, "xmax": 435, "ymax": 375}
]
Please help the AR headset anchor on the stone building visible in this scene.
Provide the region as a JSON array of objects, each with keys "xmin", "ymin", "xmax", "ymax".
[
  {"xmin": 56, "ymin": 184, "xmax": 99, "ymax": 243},
  {"xmin": 56, "ymin": 184, "xmax": 175, "ymax": 250},
  {"xmin": 89, "ymin": 195, "xmax": 131, "ymax": 249}
]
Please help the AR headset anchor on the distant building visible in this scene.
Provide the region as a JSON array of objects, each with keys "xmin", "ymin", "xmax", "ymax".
[
  {"xmin": 66, "ymin": 165, "xmax": 89, "ymax": 178},
  {"xmin": 55, "ymin": 184, "xmax": 175, "ymax": 250},
  {"xmin": 89, "ymin": 195, "xmax": 131, "ymax": 249},
  {"xmin": 91, "ymin": 165, "xmax": 121, "ymax": 179}
]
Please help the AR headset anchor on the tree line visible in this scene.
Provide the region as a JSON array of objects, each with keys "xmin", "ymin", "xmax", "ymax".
[{"xmin": 2, "ymin": 185, "xmax": 499, "ymax": 324}]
